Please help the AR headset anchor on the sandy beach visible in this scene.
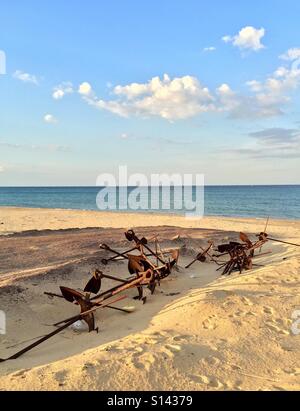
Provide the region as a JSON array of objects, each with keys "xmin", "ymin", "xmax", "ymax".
[{"xmin": 0, "ymin": 207, "xmax": 299, "ymax": 391}]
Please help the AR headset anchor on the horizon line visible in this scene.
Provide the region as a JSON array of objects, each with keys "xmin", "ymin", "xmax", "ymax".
[{"xmin": 0, "ymin": 184, "xmax": 299, "ymax": 188}]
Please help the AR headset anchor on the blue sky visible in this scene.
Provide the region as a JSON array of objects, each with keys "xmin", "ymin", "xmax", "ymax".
[{"xmin": 0, "ymin": 0, "xmax": 300, "ymax": 185}]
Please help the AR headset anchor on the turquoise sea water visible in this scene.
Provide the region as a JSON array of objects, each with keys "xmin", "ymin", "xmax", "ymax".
[{"xmin": 0, "ymin": 185, "xmax": 299, "ymax": 220}]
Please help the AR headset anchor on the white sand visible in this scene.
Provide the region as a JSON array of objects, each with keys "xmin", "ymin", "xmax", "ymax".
[{"xmin": 0, "ymin": 207, "xmax": 299, "ymax": 390}]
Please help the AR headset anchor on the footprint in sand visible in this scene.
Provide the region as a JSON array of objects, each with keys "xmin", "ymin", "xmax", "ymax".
[
  {"xmin": 230, "ymin": 309, "xmax": 256, "ymax": 320},
  {"xmin": 144, "ymin": 337, "xmax": 161, "ymax": 345},
  {"xmin": 190, "ymin": 374, "xmax": 223, "ymax": 389},
  {"xmin": 263, "ymin": 306, "xmax": 274, "ymax": 315},
  {"xmin": 151, "ymin": 331, "xmax": 165, "ymax": 338},
  {"xmin": 209, "ymin": 377, "xmax": 224, "ymax": 389},
  {"xmin": 202, "ymin": 318, "xmax": 217, "ymax": 330},
  {"xmin": 190, "ymin": 374, "xmax": 210, "ymax": 384},
  {"xmin": 132, "ymin": 352, "xmax": 156, "ymax": 371},
  {"xmin": 172, "ymin": 334, "xmax": 191, "ymax": 342},
  {"xmin": 133, "ymin": 346, "xmax": 144, "ymax": 353},
  {"xmin": 234, "ymin": 309, "xmax": 247, "ymax": 317},
  {"xmin": 245, "ymin": 311, "xmax": 256, "ymax": 317},
  {"xmin": 188, "ymin": 374, "xmax": 204, "ymax": 384},
  {"xmin": 149, "ymin": 331, "xmax": 170, "ymax": 341},
  {"xmin": 232, "ymin": 320, "xmax": 243, "ymax": 326},
  {"xmin": 204, "ymin": 356, "xmax": 220, "ymax": 366},
  {"xmin": 54, "ymin": 370, "xmax": 69, "ymax": 386},
  {"xmin": 274, "ymin": 318, "xmax": 286, "ymax": 326},
  {"xmin": 280, "ymin": 343, "xmax": 295, "ymax": 352},
  {"xmin": 266, "ymin": 321, "xmax": 290, "ymax": 335},
  {"xmin": 222, "ymin": 300, "xmax": 236, "ymax": 308},
  {"xmin": 82, "ymin": 362, "xmax": 94, "ymax": 370},
  {"xmin": 281, "ymin": 367, "xmax": 300, "ymax": 376},
  {"xmin": 130, "ymin": 346, "xmax": 145, "ymax": 362},
  {"xmin": 218, "ymin": 338, "xmax": 229, "ymax": 345},
  {"xmin": 240, "ymin": 296, "xmax": 253, "ymax": 306},
  {"xmin": 231, "ymin": 364, "xmax": 242, "ymax": 371},
  {"xmin": 165, "ymin": 344, "xmax": 182, "ymax": 353},
  {"xmin": 134, "ymin": 333, "xmax": 164, "ymax": 346}
]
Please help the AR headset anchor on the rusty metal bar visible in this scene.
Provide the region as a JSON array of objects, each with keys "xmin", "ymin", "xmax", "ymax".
[{"xmin": 0, "ymin": 296, "xmax": 126, "ymax": 362}]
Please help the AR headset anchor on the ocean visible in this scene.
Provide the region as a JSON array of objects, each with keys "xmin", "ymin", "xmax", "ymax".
[{"xmin": 0, "ymin": 185, "xmax": 299, "ymax": 220}]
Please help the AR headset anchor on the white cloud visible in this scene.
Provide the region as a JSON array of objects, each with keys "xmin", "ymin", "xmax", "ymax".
[
  {"xmin": 216, "ymin": 83, "xmax": 241, "ymax": 113},
  {"xmin": 239, "ymin": 52, "xmax": 300, "ymax": 118},
  {"xmin": 13, "ymin": 70, "xmax": 39, "ymax": 85},
  {"xmin": 217, "ymin": 83, "xmax": 233, "ymax": 95},
  {"xmin": 79, "ymin": 74, "xmax": 215, "ymax": 120},
  {"xmin": 222, "ymin": 26, "xmax": 265, "ymax": 51},
  {"xmin": 78, "ymin": 82, "xmax": 93, "ymax": 96},
  {"xmin": 222, "ymin": 35, "xmax": 231, "ymax": 43},
  {"xmin": 252, "ymin": 62, "xmax": 300, "ymax": 99},
  {"xmin": 75, "ymin": 47, "xmax": 300, "ymax": 121},
  {"xmin": 280, "ymin": 48, "xmax": 300, "ymax": 61},
  {"xmin": 203, "ymin": 46, "xmax": 216, "ymax": 52},
  {"xmin": 52, "ymin": 82, "xmax": 73, "ymax": 99},
  {"xmin": 246, "ymin": 80, "xmax": 262, "ymax": 92},
  {"xmin": 219, "ymin": 51, "xmax": 300, "ymax": 118},
  {"xmin": 0, "ymin": 165, "xmax": 4, "ymax": 172},
  {"xmin": 120, "ymin": 133, "xmax": 128, "ymax": 139},
  {"xmin": 273, "ymin": 67, "xmax": 289, "ymax": 78},
  {"xmin": 44, "ymin": 114, "xmax": 58, "ymax": 124}
]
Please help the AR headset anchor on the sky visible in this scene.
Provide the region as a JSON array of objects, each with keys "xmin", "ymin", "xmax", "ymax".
[{"xmin": 0, "ymin": 0, "xmax": 300, "ymax": 186}]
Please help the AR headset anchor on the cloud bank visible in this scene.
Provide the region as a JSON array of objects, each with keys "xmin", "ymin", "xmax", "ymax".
[{"xmin": 51, "ymin": 45, "xmax": 300, "ymax": 122}]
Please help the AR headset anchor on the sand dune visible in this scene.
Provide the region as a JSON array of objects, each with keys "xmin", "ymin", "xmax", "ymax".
[{"xmin": 0, "ymin": 208, "xmax": 299, "ymax": 390}]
